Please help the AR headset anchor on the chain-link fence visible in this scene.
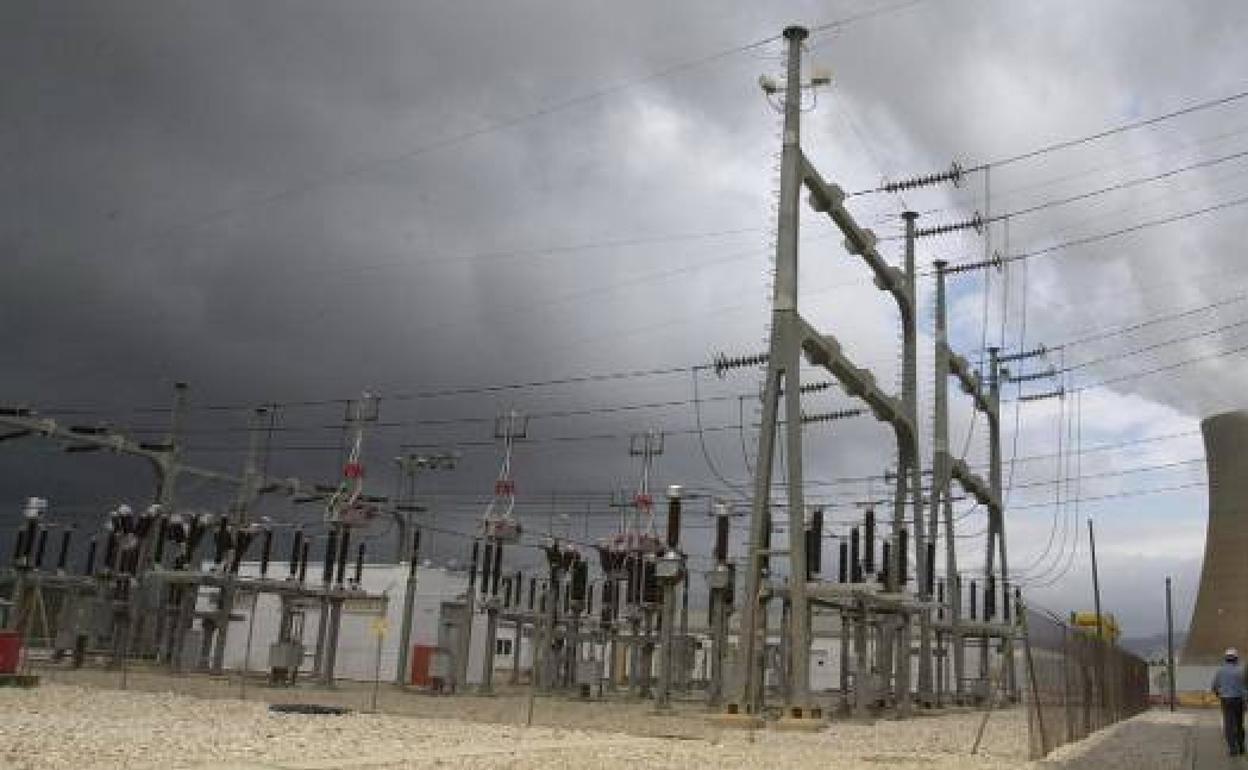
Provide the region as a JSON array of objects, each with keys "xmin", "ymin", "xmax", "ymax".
[{"xmin": 1020, "ymin": 604, "xmax": 1150, "ymax": 759}]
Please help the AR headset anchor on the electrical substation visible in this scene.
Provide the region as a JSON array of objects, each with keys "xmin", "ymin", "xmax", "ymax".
[
  {"xmin": 11, "ymin": 9, "xmax": 1217, "ymax": 764},
  {"xmin": 0, "ymin": 28, "xmax": 1031, "ymax": 725}
]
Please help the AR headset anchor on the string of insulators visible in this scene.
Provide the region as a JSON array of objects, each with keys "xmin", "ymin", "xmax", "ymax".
[
  {"xmin": 997, "ymin": 345, "xmax": 1048, "ymax": 363},
  {"xmin": 1019, "ymin": 388, "xmax": 1065, "ymax": 403},
  {"xmin": 712, "ymin": 351, "xmax": 769, "ymax": 377},
  {"xmin": 1005, "ymin": 367, "xmax": 1057, "ymax": 384},
  {"xmin": 797, "ymin": 381, "xmax": 836, "ymax": 395},
  {"xmin": 916, "ymin": 212, "xmax": 984, "ymax": 239},
  {"xmin": 941, "ymin": 251, "xmax": 1004, "ymax": 275},
  {"xmin": 801, "ymin": 407, "xmax": 866, "ymax": 424},
  {"xmin": 880, "ymin": 161, "xmax": 964, "ymax": 193}
]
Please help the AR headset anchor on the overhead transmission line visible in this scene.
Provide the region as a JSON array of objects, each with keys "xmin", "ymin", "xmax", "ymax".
[{"xmin": 851, "ymin": 85, "xmax": 1248, "ymax": 198}]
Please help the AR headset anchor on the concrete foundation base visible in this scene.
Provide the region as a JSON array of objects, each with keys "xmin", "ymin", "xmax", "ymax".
[{"xmin": 707, "ymin": 712, "xmax": 765, "ymax": 729}]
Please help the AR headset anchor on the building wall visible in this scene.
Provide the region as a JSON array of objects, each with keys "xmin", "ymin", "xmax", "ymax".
[{"xmin": 219, "ymin": 562, "xmax": 472, "ymax": 681}]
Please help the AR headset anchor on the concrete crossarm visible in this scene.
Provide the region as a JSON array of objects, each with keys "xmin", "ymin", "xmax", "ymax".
[
  {"xmin": 939, "ymin": 449, "xmax": 1002, "ymax": 514},
  {"xmin": 0, "ymin": 412, "xmax": 167, "ymax": 463},
  {"xmin": 800, "ymin": 153, "xmax": 914, "ymax": 325},
  {"xmin": 941, "ymin": 342, "xmax": 999, "ymax": 425},
  {"xmin": 0, "ymin": 412, "xmax": 313, "ymax": 494},
  {"xmin": 796, "ymin": 318, "xmax": 914, "ymax": 442}
]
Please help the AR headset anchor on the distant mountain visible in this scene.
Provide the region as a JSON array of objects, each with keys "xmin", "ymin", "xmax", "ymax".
[{"xmin": 1120, "ymin": 632, "xmax": 1187, "ymax": 662}]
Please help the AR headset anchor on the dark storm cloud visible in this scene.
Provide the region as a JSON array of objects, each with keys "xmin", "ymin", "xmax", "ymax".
[{"xmin": 3, "ymin": 0, "xmax": 1247, "ymax": 633}]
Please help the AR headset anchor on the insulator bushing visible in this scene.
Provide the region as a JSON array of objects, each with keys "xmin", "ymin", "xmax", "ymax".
[
  {"xmin": 850, "ymin": 527, "xmax": 862, "ymax": 583},
  {"xmin": 806, "ymin": 508, "xmax": 824, "ymax": 577},
  {"xmin": 467, "ymin": 540, "xmax": 480, "ymax": 589},
  {"xmin": 335, "ymin": 528, "xmax": 351, "ymax": 586},
  {"xmin": 880, "ymin": 541, "xmax": 891, "ymax": 588},
  {"xmin": 259, "ymin": 529, "xmax": 273, "ymax": 577},
  {"xmin": 57, "ymin": 529, "xmax": 72, "ymax": 572},
  {"xmin": 643, "ymin": 560, "xmax": 659, "ymax": 605},
  {"xmin": 103, "ymin": 530, "xmax": 118, "ymax": 571},
  {"xmin": 863, "ymin": 511, "xmax": 875, "ymax": 574},
  {"xmin": 322, "ymin": 530, "xmax": 338, "ymax": 585},
  {"xmin": 353, "ymin": 541, "xmax": 365, "ymax": 585},
  {"xmin": 214, "ymin": 516, "xmax": 231, "ymax": 565},
  {"xmin": 84, "ymin": 536, "xmax": 97, "ymax": 576},
  {"xmin": 665, "ymin": 490, "xmax": 682, "ymax": 550},
  {"xmin": 714, "ymin": 514, "xmax": 730, "ymax": 565},
  {"xmin": 925, "ymin": 542, "xmax": 935, "ymax": 595},
  {"xmin": 838, "ymin": 541, "xmax": 848, "ymax": 583},
  {"xmin": 409, "ymin": 530, "xmax": 423, "ymax": 579},
  {"xmin": 969, "ymin": 579, "xmax": 978, "ymax": 620},
  {"xmin": 985, "ymin": 575, "xmax": 996, "ymax": 620},
  {"xmin": 490, "ymin": 542, "xmax": 503, "ymax": 597},
  {"xmin": 298, "ymin": 540, "xmax": 310, "ymax": 583},
  {"xmin": 898, "ymin": 528, "xmax": 908, "ymax": 587},
  {"xmin": 289, "ymin": 528, "xmax": 304, "ymax": 578},
  {"xmin": 34, "ymin": 527, "xmax": 48, "ymax": 570},
  {"xmin": 481, "ymin": 542, "xmax": 494, "ymax": 595},
  {"xmin": 570, "ymin": 559, "xmax": 588, "ymax": 602},
  {"xmin": 11, "ymin": 529, "xmax": 24, "ymax": 568},
  {"xmin": 153, "ymin": 517, "xmax": 167, "ymax": 567}
]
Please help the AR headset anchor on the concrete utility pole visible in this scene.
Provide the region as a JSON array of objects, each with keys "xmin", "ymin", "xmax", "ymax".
[
  {"xmin": 209, "ymin": 407, "xmax": 270, "ymax": 674},
  {"xmin": 902, "ymin": 211, "xmax": 932, "ymax": 701},
  {"xmin": 932, "ymin": 261, "xmax": 965, "ymax": 699},
  {"xmin": 392, "ymin": 451, "xmax": 454, "ymax": 685},
  {"xmin": 729, "ymin": 25, "xmax": 918, "ymax": 722},
  {"xmin": 1088, "ymin": 518, "xmax": 1103, "ymax": 641},
  {"xmin": 733, "ymin": 25, "xmax": 810, "ymax": 718},
  {"xmin": 1165, "ymin": 576, "xmax": 1176, "ymax": 711}
]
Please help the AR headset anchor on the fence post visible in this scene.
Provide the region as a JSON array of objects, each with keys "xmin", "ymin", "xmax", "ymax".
[{"xmin": 1020, "ymin": 605, "xmax": 1048, "ymax": 759}]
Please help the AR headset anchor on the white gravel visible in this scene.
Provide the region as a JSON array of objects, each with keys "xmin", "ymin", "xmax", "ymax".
[{"xmin": 0, "ymin": 683, "xmax": 1178, "ymax": 770}]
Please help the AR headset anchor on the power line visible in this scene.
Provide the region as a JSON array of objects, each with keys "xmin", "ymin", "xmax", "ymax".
[
  {"xmin": 980, "ymin": 86, "xmax": 1248, "ymax": 170},
  {"xmin": 989, "ymin": 147, "xmax": 1248, "ymax": 222},
  {"xmin": 1061, "ymin": 316, "xmax": 1248, "ymax": 374},
  {"xmin": 949, "ymin": 192, "xmax": 1248, "ymax": 271}
]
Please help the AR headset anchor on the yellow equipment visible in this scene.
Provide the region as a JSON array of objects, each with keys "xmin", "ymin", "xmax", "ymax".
[{"xmin": 1071, "ymin": 612, "xmax": 1120, "ymax": 642}]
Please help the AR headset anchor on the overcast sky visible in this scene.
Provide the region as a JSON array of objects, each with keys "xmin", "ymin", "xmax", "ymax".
[{"xmin": 3, "ymin": 0, "xmax": 1248, "ymax": 638}]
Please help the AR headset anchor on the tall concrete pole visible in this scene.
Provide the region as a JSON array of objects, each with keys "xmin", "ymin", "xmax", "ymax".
[
  {"xmin": 778, "ymin": 24, "xmax": 812, "ymax": 718},
  {"xmin": 210, "ymin": 407, "xmax": 268, "ymax": 674},
  {"xmin": 987, "ymin": 348, "xmax": 1015, "ymax": 697},
  {"xmin": 903, "ymin": 210, "xmax": 931, "ymax": 701},
  {"xmin": 933, "ymin": 260, "xmax": 965, "ymax": 699},
  {"xmin": 1089, "ymin": 518, "xmax": 1104, "ymax": 641},
  {"xmin": 395, "ymin": 529, "xmax": 421, "ymax": 686},
  {"xmin": 1165, "ymin": 576, "xmax": 1176, "ymax": 711},
  {"xmin": 732, "ymin": 24, "xmax": 808, "ymax": 716},
  {"xmin": 979, "ymin": 348, "xmax": 1001, "ymax": 690}
]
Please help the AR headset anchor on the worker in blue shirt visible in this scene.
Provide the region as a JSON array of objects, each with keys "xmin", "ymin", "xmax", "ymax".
[{"xmin": 1213, "ymin": 647, "xmax": 1247, "ymax": 755}]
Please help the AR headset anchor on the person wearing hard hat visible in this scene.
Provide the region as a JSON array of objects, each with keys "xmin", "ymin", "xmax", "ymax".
[{"xmin": 1213, "ymin": 647, "xmax": 1247, "ymax": 755}]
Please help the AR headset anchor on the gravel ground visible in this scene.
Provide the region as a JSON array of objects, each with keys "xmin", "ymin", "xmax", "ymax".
[{"xmin": 0, "ymin": 684, "xmax": 1036, "ymax": 770}]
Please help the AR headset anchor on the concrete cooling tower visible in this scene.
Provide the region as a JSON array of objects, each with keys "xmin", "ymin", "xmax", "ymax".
[{"xmin": 1184, "ymin": 410, "xmax": 1248, "ymax": 663}]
